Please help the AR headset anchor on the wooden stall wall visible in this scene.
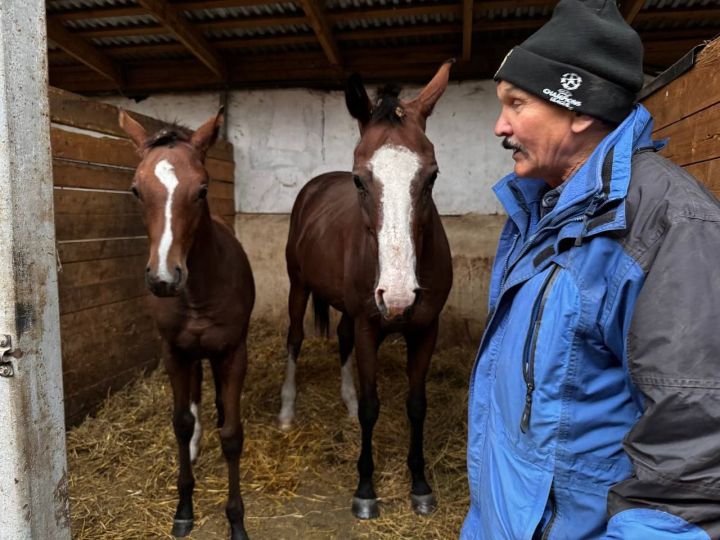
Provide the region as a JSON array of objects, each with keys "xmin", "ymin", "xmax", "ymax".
[
  {"xmin": 50, "ymin": 88, "xmax": 235, "ymax": 425},
  {"xmin": 642, "ymin": 38, "xmax": 720, "ymax": 197}
]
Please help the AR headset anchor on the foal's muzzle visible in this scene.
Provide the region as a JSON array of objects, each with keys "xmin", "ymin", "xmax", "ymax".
[
  {"xmin": 375, "ymin": 288, "xmax": 419, "ymax": 321},
  {"xmin": 146, "ymin": 265, "xmax": 184, "ymax": 297}
]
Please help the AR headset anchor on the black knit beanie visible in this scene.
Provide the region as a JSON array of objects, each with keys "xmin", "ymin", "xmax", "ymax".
[{"xmin": 494, "ymin": 0, "xmax": 644, "ymax": 124}]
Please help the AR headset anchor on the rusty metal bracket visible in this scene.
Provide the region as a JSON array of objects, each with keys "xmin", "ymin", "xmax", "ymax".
[{"xmin": 0, "ymin": 334, "xmax": 15, "ymax": 377}]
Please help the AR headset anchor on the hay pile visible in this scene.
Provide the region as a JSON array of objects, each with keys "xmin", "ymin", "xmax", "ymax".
[{"xmin": 68, "ymin": 323, "xmax": 475, "ymax": 539}]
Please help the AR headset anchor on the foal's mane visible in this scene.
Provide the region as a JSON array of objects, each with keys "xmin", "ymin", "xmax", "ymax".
[
  {"xmin": 370, "ymin": 84, "xmax": 404, "ymax": 125},
  {"xmin": 144, "ymin": 123, "xmax": 192, "ymax": 150}
]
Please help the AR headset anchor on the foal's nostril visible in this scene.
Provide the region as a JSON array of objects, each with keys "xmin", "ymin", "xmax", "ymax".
[
  {"xmin": 174, "ymin": 266, "xmax": 183, "ymax": 284},
  {"xmin": 145, "ymin": 266, "xmax": 151, "ymax": 274}
]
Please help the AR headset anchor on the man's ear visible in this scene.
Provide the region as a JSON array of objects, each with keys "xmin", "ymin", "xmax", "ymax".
[{"xmin": 570, "ymin": 112, "xmax": 600, "ymax": 135}]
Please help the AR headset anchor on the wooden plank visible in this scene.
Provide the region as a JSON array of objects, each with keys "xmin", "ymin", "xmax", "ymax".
[
  {"xmin": 59, "ymin": 274, "xmax": 147, "ymax": 314},
  {"xmin": 54, "ymin": 188, "xmax": 139, "ymax": 216},
  {"xmin": 51, "ymin": 128, "xmax": 234, "ymax": 182},
  {"xmin": 55, "ymin": 213, "xmax": 147, "ymax": 241},
  {"xmin": 59, "ymin": 254, "xmax": 146, "ymax": 289},
  {"xmin": 685, "ymin": 158, "xmax": 720, "ymax": 198},
  {"xmin": 636, "ymin": 8, "xmax": 720, "ymax": 23},
  {"xmin": 53, "ymin": 159, "xmax": 134, "ymax": 191},
  {"xmin": 46, "ymin": 16, "xmax": 123, "ymax": 86},
  {"xmin": 643, "ymin": 39, "xmax": 720, "ymax": 131},
  {"xmin": 209, "ymin": 180, "xmax": 234, "ymax": 200},
  {"xmin": 299, "ymin": 0, "xmax": 342, "ymax": 67},
  {"xmin": 60, "ymin": 296, "xmax": 156, "ymax": 356},
  {"xmin": 49, "ymin": 87, "xmax": 234, "ymax": 162},
  {"xmin": 64, "ymin": 355, "xmax": 160, "ymax": 426},
  {"xmin": 137, "ymin": 0, "xmax": 227, "ymax": 79},
  {"xmin": 208, "ymin": 196, "xmax": 235, "ymax": 218},
  {"xmin": 57, "ymin": 238, "xmax": 148, "ymax": 264},
  {"xmin": 462, "ymin": 0, "xmax": 474, "ymax": 62},
  {"xmin": 655, "ymin": 103, "xmax": 720, "ymax": 167}
]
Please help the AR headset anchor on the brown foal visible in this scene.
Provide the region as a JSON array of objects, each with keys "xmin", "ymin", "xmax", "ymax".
[
  {"xmin": 120, "ymin": 110, "xmax": 255, "ymax": 540},
  {"xmin": 280, "ymin": 61, "xmax": 454, "ymax": 519}
]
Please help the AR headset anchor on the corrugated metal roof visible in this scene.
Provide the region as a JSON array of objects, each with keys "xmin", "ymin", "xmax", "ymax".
[
  {"xmin": 181, "ymin": 3, "xmax": 302, "ymax": 20},
  {"xmin": 47, "ymin": 0, "xmax": 138, "ymax": 10},
  {"xmin": 205, "ymin": 25, "xmax": 314, "ymax": 40},
  {"xmin": 336, "ymin": 12, "xmax": 458, "ymax": 31},
  {"xmin": 63, "ymin": 15, "xmax": 156, "ymax": 30}
]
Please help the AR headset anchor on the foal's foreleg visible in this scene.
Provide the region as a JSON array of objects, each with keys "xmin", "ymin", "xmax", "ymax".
[
  {"xmin": 404, "ymin": 319, "xmax": 439, "ymax": 515},
  {"xmin": 279, "ymin": 282, "xmax": 309, "ymax": 430},
  {"xmin": 352, "ymin": 321, "xmax": 381, "ymax": 519},
  {"xmin": 165, "ymin": 351, "xmax": 196, "ymax": 537},
  {"xmin": 189, "ymin": 360, "xmax": 203, "ymax": 463},
  {"xmin": 337, "ymin": 313, "xmax": 358, "ymax": 418},
  {"xmin": 212, "ymin": 344, "xmax": 249, "ymax": 540}
]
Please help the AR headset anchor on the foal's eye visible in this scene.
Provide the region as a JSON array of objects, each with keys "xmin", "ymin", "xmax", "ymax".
[
  {"xmin": 428, "ymin": 171, "xmax": 438, "ymax": 188},
  {"xmin": 353, "ymin": 175, "xmax": 366, "ymax": 191},
  {"xmin": 130, "ymin": 186, "xmax": 141, "ymax": 199},
  {"xmin": 197, "ymin": 185, "xmax": 208, "ymax": 200}
]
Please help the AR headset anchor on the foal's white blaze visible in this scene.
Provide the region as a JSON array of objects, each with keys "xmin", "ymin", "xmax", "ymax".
[
  {"xmin": 369, "ymin": 145, "xmax": 421, "ymax": 315},
  {"xmin": 189, "ymin": 401, "xmax": 202, "ymax": 462},
  {"xmin": 154, "ymin": 159, "xmax": 179, "ymax": 282},
  {"xmin": 278, "ymin": 353, "xmax": 297, "ymax": 430}
]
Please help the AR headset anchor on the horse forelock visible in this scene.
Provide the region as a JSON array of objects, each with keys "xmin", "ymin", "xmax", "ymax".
[
  {"xmin": 144, "ymin": 124, "xmax": 192, "ymax": 150},
  {"xmin": 370, "ymin": 84, "xmax": 404, "ymax": 125}
]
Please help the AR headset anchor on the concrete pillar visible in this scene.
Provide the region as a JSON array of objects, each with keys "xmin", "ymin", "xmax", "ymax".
[{"xmin": 0, "ymin": 1, "xmax": 71, "ymax": 538}]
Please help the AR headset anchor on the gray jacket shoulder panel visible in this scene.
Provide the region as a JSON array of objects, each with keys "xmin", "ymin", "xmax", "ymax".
[{"xmin": 620, "ymin": 151, "xmax": 720, "ymax": 271}]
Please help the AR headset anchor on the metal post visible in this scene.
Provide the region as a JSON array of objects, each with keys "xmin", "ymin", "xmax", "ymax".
[{"xmin": 0, "ymin": 1, "xmax": 71, "ymax": 538}]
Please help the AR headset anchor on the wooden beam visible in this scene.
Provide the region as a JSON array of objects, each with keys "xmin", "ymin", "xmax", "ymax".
[
  {"xmin": 46, "ymin": 17, "xmax": 122, "ymax": 86},
  {"xmin": 463, "ymin": 0, "xmax": 474, "ymax": 61},
  {"xmin": 636, "ymin": 8, "xmax": 720, "ymax": 23},
  {"xmin": 619, "ymin": 0, "xmax": 645, "ymax": 24},
  {"xmin": 298, "ymin": 0, "xmax": 342, "ymax": 67},
  {"xmin": 135, "ymin": 0, "xmax": 227, "ymax": 79}
]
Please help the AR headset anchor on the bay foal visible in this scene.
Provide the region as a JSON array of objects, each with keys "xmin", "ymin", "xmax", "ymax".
[
  {"xmin": 120, "ymin": 110, "xmax": 254, "ymax": 540},
  {"xmin": 280, "ymin": 61, "xmax": 454, "ymax": 519}
]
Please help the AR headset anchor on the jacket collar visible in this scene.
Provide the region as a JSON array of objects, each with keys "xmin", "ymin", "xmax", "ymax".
[{"xmin": 493, "ymin": 104, "xmax": 663, "ymax": 236}]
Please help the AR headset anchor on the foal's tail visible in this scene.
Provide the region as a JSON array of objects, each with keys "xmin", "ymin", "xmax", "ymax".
[{"xmin": 311, "ymin": 293, "xmax": 330, "ymax": 338}]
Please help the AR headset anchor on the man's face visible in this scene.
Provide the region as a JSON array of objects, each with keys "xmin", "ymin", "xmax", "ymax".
[{"xmin": 495, "ymin": 81, "xmax": 576, "ymax": 184}]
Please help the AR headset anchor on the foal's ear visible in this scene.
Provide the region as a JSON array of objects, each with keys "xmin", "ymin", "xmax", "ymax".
[
  {"xmin": 118, "ymin": 109, "xmax": 148, "ymax": 153},
  {"xmin": 190, "ymin": 107, "xmax": 224, "ymax": 160},
  {"xmin": 413, "ymin": 59, "xmax": 455, "ymax": 118},
  {"xmin": 345, "ymin": 73, "xmax": 372, "ymax": 133}
]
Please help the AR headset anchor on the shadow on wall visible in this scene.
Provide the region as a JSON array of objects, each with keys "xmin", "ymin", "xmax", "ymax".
[{"xmin": 235, "ymin": 213, "xmax": 506, "ymax": 348}]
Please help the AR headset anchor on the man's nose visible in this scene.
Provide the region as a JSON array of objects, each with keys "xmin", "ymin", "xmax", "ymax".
[{"xmin": 494, "ymin": 111, "xmax": 511, "ymax": 137}]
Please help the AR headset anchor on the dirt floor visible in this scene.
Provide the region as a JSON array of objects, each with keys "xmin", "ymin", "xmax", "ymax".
[{"xmin": 67, "ymin": 323, "xmax": 475, "ymax": 539}]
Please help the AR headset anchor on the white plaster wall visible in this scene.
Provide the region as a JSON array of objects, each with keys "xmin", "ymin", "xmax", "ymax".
[{"xmin": 103, "ymin": 80, "xmax": 512, "ymax": 215}]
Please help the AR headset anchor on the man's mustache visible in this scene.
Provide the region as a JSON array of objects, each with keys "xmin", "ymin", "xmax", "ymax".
[{"xmin": 502, "ymin": 138, "xmax": 526, "ymax": 155}]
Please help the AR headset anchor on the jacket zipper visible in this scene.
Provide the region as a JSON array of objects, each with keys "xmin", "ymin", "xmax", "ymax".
[
  {"xmin": 540, "ymin": 486, "xmax": 557, "ymax": 540},
  {"xmin": 520, "ymin": 264, "xmax": 560, "ymax": 433}
]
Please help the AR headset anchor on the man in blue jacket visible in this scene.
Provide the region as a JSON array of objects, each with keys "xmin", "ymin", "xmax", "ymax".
[{"xmin": 462, "ymin": 1, "xmax": 720, "ymax": 538}]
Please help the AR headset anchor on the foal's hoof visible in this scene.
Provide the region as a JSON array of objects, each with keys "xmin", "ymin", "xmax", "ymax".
[
  {"xmin": 171, "ymin": 518, "xmax": 194, "ymax": 537},
  {"xmin": 231, "ymin": 525, "xmax": 250, "ymax": 540},
  {"xmin": 411, "ymin": 492, "xmax": 437, "ymax": 515},
  {"xmin": 352, "ymin": 496, "xmax": 380, "ymax": 520}
]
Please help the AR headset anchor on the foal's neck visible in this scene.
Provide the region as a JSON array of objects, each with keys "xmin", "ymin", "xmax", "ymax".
[{"xmin": 184, "ymin": 205, "xmax": 226, "ymax": 301}]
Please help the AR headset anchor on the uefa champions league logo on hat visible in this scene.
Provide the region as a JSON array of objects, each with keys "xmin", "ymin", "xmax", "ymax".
[{"xmin": 560, "ymin": 73, "xmax": 583, "ymax": 91}]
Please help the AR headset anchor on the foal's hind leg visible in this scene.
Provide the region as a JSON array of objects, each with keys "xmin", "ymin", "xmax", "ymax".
[
  {"xmin": 404, "ymin": 319, "xmax": 439, "ymax": 516},
  {"xmin": 211, "ymin": 343, "xmax": 249, "ymax": 540},
  {"xmin": 279, "ymin": 282, "xmax": 309, "ymax": 430},
  {"xmin": 165, "ymin": 351, "xmax": 197, "ymax": 537},
  {"xmin": 337, "ymin": 313, "xmax": 358, "ymax": 418}
]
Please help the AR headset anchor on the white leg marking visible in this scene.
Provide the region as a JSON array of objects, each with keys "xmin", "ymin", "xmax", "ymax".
[
  {"xmin": 369, "ymin": 145, "xmax": 421, "ymax": 313},
  {"xmin": 340, "ymin": 360, "xmax": 358, "ymax": 419},
  {"xmin": 189, "ymin": 401, "xmax": 202, "ymax": 463},
  {"xmin": 278, "ymin": 354, "xmax": 297, "ymax": 431},
  {"xmin": 154, "ymin": 159, "xmax": 179, "ymax": 282}
]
